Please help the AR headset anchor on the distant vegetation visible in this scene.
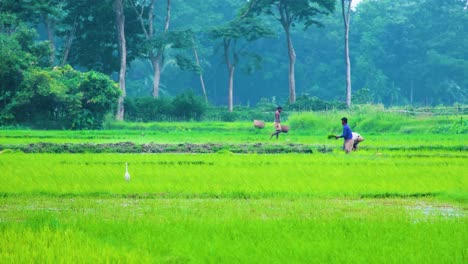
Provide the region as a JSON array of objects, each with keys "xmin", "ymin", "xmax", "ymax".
[{"xmin": 1, "ymin": 0, "xmax": 466, "ymax": 129}]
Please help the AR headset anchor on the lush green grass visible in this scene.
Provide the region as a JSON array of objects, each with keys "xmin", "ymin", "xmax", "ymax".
[
  {"xmin": 0, "ymin": 153, "xmax": 467, "ymax": 200},
  {"xmin": 288, "ymin": 110, "xmax": 467, "ymax": 135},
  {"xmin": 0, "ymin": 113, "xmax": 467, "ymax": 262},
  {"xmin": 1, "ymin": 197, "xmax": 466, "ymax": 263},
  {"xmin": 0, "ymin": 111, "xmax": 466, "ymax": 145},
  {"xmin": 0, "ymin": 128, "xmax": 466, "ymax": 149},
  {"xmin": 1, "ymin": 151, "xmax": 467, "ymax": 262}
]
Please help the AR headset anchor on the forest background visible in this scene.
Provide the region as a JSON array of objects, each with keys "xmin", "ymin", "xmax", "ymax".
[{"xmin": 0, "ymin": 0, "xmax": 467, "ymax": 128}]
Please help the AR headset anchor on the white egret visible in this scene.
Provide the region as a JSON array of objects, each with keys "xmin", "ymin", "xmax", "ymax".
[{"xmin": 125, "ymin": 162, "xmax": 130, "ymax": 181}]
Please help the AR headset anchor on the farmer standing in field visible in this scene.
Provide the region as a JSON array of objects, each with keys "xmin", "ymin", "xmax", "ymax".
[
  {"xmin": 336, "ymin": 117, "xmax": 353, "ymax": 153},
  {"xmin": 270, "ymin": 106, "xmax": 283, "ymax": 140}
]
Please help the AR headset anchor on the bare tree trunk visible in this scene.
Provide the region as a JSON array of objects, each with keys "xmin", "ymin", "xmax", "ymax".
[
  {"xmin": 152, "ymin": 0, "xmax": 171, "ymax": 97},
  {"xmin": 61, "ymin": 15, "xmax": 78, "ymax": 66},
  {"xmin": 44, "ymin": 16, "xmax": 55, "ymax": 66},
  {"xmin": 284, "ymin": 26, "xmax": 296, "ymax": 104},
  {"xmin": 410, "ymin": 79, "xmax": 414, "ymax": 104},
  {"xmin": 192, "ymin": 37, "xmax": 208, "ymax": 102},
  {"xmin": 113, "ymin": 0, "xmax": 126, "ymax": 121},
  {"xmin": 152, "ymin": 54, "xmax": 163, "ymax": 97},
  {"xmin": 163, "ymin": 0, "xmax": 171, "ymax": 33},
  {"xmin": 224, "ymin": 40, "xmax": 235, "ymax": 112},
  {"xmin": 342, "ymin": 0, "xmax": 352, "ymax": 108},
  {"xmin": 130, "ymin": 0, "xmax": 170, "ymax": 98},
  {"xmin": 151, "ymin": 56, "xmax": 161, "ymax": 97},
  {"xmin": 228, "ymin": 66, "xmax": 234, "ymax": 112}
]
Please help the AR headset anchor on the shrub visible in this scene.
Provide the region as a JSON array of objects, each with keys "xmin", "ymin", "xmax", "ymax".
[
  {"xmin": 288, "ymin": 95, "xmax": 346, "ymax": 111},
  {"xmin": 171, "ymin": 90, "xmax": 207, "ymax": 121},
  {"xmin": 219, "ymin": 111, "xmax": 238, "ymax": 122},
  {"xmin": 203, "ymin": 106, "xmax": 275, "ymax": 122},
  {"xmin": 124, "ymin": 91, "xmax": 207, "ymax": 122},
  {"xmin": 256, "ymin": 98, "xmax": 277, "ymax": 112},
  {"xmin": 73, "ymin": 71, "xmax": 121, "ymax": 129},
  {"xmin": 124, "ymin": 97, "xmax": 173, "ymax": 122},
  {"xmin": 352, "ymin": 88, "xmax": 374, "ymax": 104},
  {"xmin": 6, "ymin": 66, "xmax": 119, "ymax": 129}
]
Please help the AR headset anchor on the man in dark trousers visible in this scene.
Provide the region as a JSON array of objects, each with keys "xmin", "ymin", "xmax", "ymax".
[
  {"xmin": 336, "ymin": 117, "xmax": 353, "ymax": 153},
  {"xmin": 270, "ymin": 106, "xmax": 283, "ymax": 140}
]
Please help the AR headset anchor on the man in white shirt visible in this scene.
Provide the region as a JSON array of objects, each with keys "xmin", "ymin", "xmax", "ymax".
[{"xmin": 352, "ymin": 132, "xmax": 365, "ymax": 151}]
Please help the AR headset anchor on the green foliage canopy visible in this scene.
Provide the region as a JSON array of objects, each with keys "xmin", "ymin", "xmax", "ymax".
[
  {"xmin": 247, "ymin": 0, "xmax": 336, "ymax": 28},
  {"xmin": 11, "ymin": 66, "xmax": 120, "ymax": 129}
]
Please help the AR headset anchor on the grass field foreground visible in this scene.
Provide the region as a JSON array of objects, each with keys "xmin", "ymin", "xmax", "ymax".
[
  {"xmin": 1, "ymin": 150, "xmax": 467, "ymax": 262},
  {"xmin": 1, "ymin": 196, "xmax": 466, "ymax": 263},
  {"xmin": 0, "ymin": 113, "xmax": 467, "ymax": 262},
  {"xmin": 1, "ymin": 153, "xmax": 467, "ymax": 199}
]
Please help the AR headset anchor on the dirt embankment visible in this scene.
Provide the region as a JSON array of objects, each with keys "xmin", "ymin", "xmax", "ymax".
[
  {"xmin": 0, "ymin": 142, "xmax": 323, "ymax": 154},
  {"xmin": 1, "ymin": 142, "xmax": 465, "ymax": 154}
]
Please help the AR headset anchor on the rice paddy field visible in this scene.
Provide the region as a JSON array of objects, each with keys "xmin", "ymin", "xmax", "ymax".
[{"xmin": 1, "ymin": 112, "xmax": 467, "ymax": 263}]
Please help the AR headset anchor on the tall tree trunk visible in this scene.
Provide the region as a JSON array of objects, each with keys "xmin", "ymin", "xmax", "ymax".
[
  {"xmin": 228, "ymin": 66, "xmax": 234, "ymax": 112},
  {"xmin": 113, "ymin": 0, "xmax": 126, "ymax": 121},
  {"xmin": 130, "ymin": 0, "xmax": 170, "ymax": 98},
  {"xmin": 410, "ymin": 79, "xmax": 414, "ymax": 104},
  {"xmin": 61, "ymin": 15, "xmax": 78, "ymax": 66},
  {"xmin": 284, "ymin": 26, "xmax": 296, "ymax": 104},
  {"xmin": 44, "ymin": 16, "xmax": 55, "ymax": 66},
  {"xmin": 163, "ymin": 0, "xmax": 171, "ymax": 33},
  {"xmin": 192, "ymin": 37, "xmax": 208, "ymax": 103},
  {"xmin": 151, "ymin": 55, "xmax": 161, "ymax": 97},
  {"xmin": 342, "ymin": 0, "xmax": 352, "ymax": 108},
  {"xmin": 224, "ymin": 40, "xmax": 234, "ymax": 112},
  {"xmin": 151, "ymin": 0, "xmax": 171, "ymax": 98},
  {"xmin": 152, "ymin": 53, "xmax": 163, "ymax": 97}
]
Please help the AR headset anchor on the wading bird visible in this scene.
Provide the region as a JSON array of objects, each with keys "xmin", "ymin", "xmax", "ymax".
[{"xmin": 125, "ymin": 162, "xmax": 130, "ymax": 182}]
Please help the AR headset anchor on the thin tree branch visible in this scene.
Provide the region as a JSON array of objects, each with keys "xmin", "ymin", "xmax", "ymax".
[
  {"xmin": 149, "ymin": 0, "xmax": 155, "ymax": 36},
  {"xmin": 223, "ymin": 39, "xmax": 231, "ymax": 68},
  {"xmin": 192, "ymin": 36, "xmax": 208, "ymax": 102},
  {"xmin": 163, "ymin": 0, "xmax": 171, "ymax": 33},
  {"xmin": 346, "ymin": 0, "xmax": 352, "ymax": 26},
  {"xmin": 61, "ymin": 14, "xmax": 78, "ymax": 66},
  {"xmin": 342, "ymin": 0, "xmax": 352, "ymax": 28},
  {"xmin": 240, "ymin": 0, "xmax": 257, "ymax": 18},
  {"xmin": 129, "ymin": 0, "xmax": 149, "ymax": 38},
  {"xmin": 278, "ymin": 3, "xmax": 287, "ymax": 27}
]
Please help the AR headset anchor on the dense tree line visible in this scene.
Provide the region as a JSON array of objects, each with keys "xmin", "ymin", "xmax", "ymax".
[
  {"xmin": 0, "ymin": 0, "xmax": 466, "ymax": 127},
  {"xmin": 0, "ymin": 12, "xmax": 120, "ymax": 128}
]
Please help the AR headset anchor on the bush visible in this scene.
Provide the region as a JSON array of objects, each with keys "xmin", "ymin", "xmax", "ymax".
[
  {"xmin": 124, "ymin": 97, "xmax": 173, "ymax": 122},
  {"xmin": 124, "ymin": 91, "xmax": 207, "ymax": 122},
  {"xmin": 6, "ymin": 66, "xmax": 119, "ymax": 129},
  {"xmin": 203, "ymin": 106, "xmax": 276, "ymax": 122},
  {"xmin": 171, "ymin": 90, "xmax": 206, "ymax": 121},
  {"xmin": 74, "ymin": 71, "xmax": 121, "ymax": 129},
  {"xmin": 288, "ymin": 95, "xmax": 346, "ymax": 111},
  {"xmin": 219, "ymin": 111, "xmax": 238, "ymax": 122},
  {"xmin": 352, "ymin": 88, "xmax": 374, "ymax": 104},
  {"xmin": 256, "ymin": 98, "xmax": 277, "ymax": 112}
]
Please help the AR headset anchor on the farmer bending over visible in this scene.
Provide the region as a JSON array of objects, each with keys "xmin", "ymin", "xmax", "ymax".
[
  {"xmin": 335, "ymin": 117, "xmax": 353, "ymax": 153},
  {"xmin": 270, "ymin": 106, "xmax": 283, "ymax": 140},
  {"xmin": 352, "ymin": 132, "xmax": 365, "ymax": 151}
]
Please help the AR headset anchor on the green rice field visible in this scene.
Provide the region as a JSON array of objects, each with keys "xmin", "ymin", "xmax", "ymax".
[{"xmin": 1, "ymin": 115, "xmax": 467, "ymax": 262}]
